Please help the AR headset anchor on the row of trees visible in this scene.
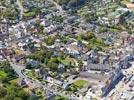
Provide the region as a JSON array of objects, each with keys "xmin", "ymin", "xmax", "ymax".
[
  {"xmin": 0, "ymin": 61, "xmax": 15, "ymax": 82},
  {"xmin": 0, "ymin": 85, "xmax": 29, "ymax": 100}
]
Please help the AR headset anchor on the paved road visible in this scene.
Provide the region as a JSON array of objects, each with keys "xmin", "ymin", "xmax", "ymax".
[
  {"xmin": 10, "ymin": 62, "xmax": 43, "ymax": 87},
  {"xmin": 7, "ymin": 57, "xmax": 43, "ymax": 88},
  {"xmin": 8, "ymin": 58, "xmax": 79, "ymax": 100},
  {"xmin": 107, "ymin": 62, "xmax": 134, "ymax": 99},
  {"xmin": 16, "ymin": 0, "xmax": 24, "ymax": 19},
  {"xmin": 10, "ymin": 63, "xmax": 25, "ymax": 78}
]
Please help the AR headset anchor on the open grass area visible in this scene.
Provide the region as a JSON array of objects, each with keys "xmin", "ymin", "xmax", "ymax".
[
  {"xmin": 0, "ymin": 71, "xmax": 7, "ymax": 79},
  {"xmin": 67, "ymin": 79, "xmax": 88, "ymax": 92},
  {"xmin": 73, "ymin": 79, "xmax": 88, "ymax": 87},
  {"xmin": 58, "ymin": 57, "xmax": 77, "ymax": 66},
  {"xmin": 24, "ymin": 11, "xmax": 36, "ymax": 17},
  {"xmin": 25, "ymin": 70, "xmax": 38, "ymax": 80},
  {"xmin": 60, "ymin": 58, "xmax": 70, "ymax": 65},
  {"xmin": 9, "ymin": 78, "xmax": 19, "ymax": 85}
]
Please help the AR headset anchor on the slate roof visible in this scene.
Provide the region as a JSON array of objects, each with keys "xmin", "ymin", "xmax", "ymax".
[
  {"xmin": 87, "ymin": 64, "xmax": 112, "ymax": 72},
  {"xmin": 80, "ymin": 72, "xmax": 110, "ymax": 82}
]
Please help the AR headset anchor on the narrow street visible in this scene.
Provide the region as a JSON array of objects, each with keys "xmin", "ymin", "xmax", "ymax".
[
  {"xmin": 16, "ymin": 0, "xmax": 24, "ymax": 19},
  {"xmin": 7, "ymin": 57, "xmax": 79, "ymax": 100}
]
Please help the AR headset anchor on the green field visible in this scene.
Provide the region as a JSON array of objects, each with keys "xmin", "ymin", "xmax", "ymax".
[
  {"xmin": 9, "ymin": 78, "xmax": 18, "ymax": 85},
  {"xmin": 73, "ymin": 79, "xmax": 88, "ymax": 87},
  {"xmin": 24, "ymin": 11, "xmax": 36, "ymax": 17},
  {"xmin": 58, "ymin": 57, "xmax": 76, "ymax": 66},
  {"xmin": 0, "ymin": 71, "xmax": 7, "ymax": 79},
  {"xmin": 67, "ymin": 79, "xmax": 88, "ymax": 92}
]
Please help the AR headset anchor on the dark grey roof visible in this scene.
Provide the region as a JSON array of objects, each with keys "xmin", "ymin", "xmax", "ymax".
[
  {"xmin": 87, "ymin": 64, "xmax": 112, "ymax": 72},
  {"xmin": 80, "ymin": 72, "xmax": 110, "ymax": 81}
]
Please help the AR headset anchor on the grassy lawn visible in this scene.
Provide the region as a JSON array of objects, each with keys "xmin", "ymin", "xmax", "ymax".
[
  {"xmin": 61, "ymin": 59, "xmax": 70, "ymax": 65},
  {"xmin": 9, "ymin": 78, "xmax": 19, "ymax": 85},
  {"xmin": 67, "ymin": 80, "xmax": 88, "ymax": 92},
  {"xmin": 58, "ymin": 57, "xmax": 76, "ymax": 66},
  {"xmin": 24, "ymin": 11, "xmax": 36, "ymax": 17},
  {"xmin": 73, "ymin": 79, "xmax": 88, "ymax": 87},
  {"xmin": 25, "ymin": 70, "xmax": 38, "ymax": 80},
  {"xmin": 0, "ymin": 71, "xmax": 7, "ymax": 79}
]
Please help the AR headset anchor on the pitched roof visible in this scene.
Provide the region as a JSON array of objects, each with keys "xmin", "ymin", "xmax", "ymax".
[
  {"xmin": 87, "ymin": 64, "xmax": 112, "ymax": 72},
  {"xmin": 80, "ymin": 72, "xmax": 111, "ymax": 85},
  {"xmin": 80, "ymin": 72, "xmax": 110, "ymax": 81}
]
